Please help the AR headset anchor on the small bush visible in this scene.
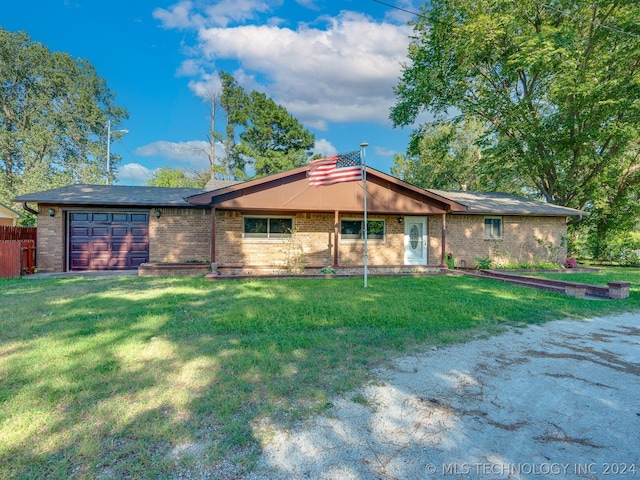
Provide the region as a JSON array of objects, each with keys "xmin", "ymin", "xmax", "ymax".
[
  {"xmin": 564, "ymin": 257, "xmax": 578, "ymax": 268},
  {"xmin": 474, "ymin": 256, "xmax": 493, "ymax": 269},
  {"xmin": 445, "ymin": 253, "xmax": 455, "ymax": 269},
  {"xmin": 319, "ymin": 266, "xmax": 337, "ymax": 274}
]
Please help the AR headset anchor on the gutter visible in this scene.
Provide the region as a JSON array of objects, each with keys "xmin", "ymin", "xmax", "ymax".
[{"xmin": 22, "ymin": 202, "xmax": 39, "ymax": 215}]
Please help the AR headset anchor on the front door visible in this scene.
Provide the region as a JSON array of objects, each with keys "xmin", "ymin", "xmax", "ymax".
[{"xmin": 404, "ymin": 216, "xmax": 427, "ymax": 265}]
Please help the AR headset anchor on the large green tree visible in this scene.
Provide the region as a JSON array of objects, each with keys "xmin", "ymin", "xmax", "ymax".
[
  {"xmin": 214, "ymin": 72, "xmax": 250, "ymax": 181},
  {"xmin": 208, "ymin": 72, "xmax": 314, "ymax": 180},
  {"xmin": 0, "ymin": 28, "xmax": 127, "ymax": 202},
  {"xmin": 391, "ymin": 0, "xmax": 640, "ymax": 257},
  {"xmin": 146, "ymin": 166, "xmax": 207, "ymax": 188},
  {"xmin": 392, "ymin": 117, "xmax": 491, "ymax": 191},
  {"xmin": 239, "ymin": 91, "xmax": 315, "ymax": 177}
]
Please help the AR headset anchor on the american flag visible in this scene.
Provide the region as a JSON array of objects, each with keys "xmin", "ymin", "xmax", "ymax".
[{"xmin": 308, "ymin": 150, "xmax": 363, "ymax": 187}]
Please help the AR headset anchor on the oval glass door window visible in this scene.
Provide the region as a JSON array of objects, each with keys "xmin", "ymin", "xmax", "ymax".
[{"xmin": 410, "ymin": 224, "xmax": 420, "ymax": 249}]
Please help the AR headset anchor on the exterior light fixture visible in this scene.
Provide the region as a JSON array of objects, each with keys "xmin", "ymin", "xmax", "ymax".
[
  {"xmin": 47, "ymin": 208, "xmax": 56, "ymax": 217},
  {"xmin": 398, "ymin": 217, "xmax": 403, "ymax": 224},
  {"xmin": 154, "ymin": 208, "xmax": 161, "ymax": 219}
]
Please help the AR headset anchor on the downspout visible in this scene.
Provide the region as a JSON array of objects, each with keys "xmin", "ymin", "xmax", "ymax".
[
  {"xmin": 440, "ymin": 209, "xmax": 448, "ymax": 267},
  {"xmin": 22, "ymin": 202, "xmax": 39, "ymax": 215},
  {"xmin": 566, "ymin": 215, "xmax": 583, "ymax": 226},
  {"xmin": 210, "ymin": 206, "xmax": 216, "ymax": 265},
  {"xmin": 333, "ymin": 211, "xmax": 339, "ymax": 267}
]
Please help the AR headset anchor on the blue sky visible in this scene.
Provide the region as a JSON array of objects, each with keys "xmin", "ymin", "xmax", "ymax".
[{"xmin": 3, "ymin": 0, "xmax": 420, "ymax": 185}]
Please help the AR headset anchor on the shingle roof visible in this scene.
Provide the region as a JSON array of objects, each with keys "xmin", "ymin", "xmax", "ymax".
[
  {"xmin": 13, "ymin": 184, "xmax": 210, "ymax": 207},
  {"xmin": 427, "ymin": 190, "xmax": 587, "ymax": 217},
  {"xmin": 12, "ymin": 181, "xmax": 587, "ymax": 218},
  {"xmin": 205, "ymin": 178, "xmax": 242, "ymax": 190}
]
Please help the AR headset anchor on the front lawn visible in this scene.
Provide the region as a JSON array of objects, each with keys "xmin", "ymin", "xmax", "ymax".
[{"xmin": 1, "ymin": 269, "xmax": 638, "ymax": 479}]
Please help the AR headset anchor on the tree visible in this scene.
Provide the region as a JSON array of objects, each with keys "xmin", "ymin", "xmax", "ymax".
[
  {"xmin": 239, "ymin": 91, "xmax": 315, "ymax": 177},
  {"xmin": 391, "ymin": 0, "xmax": 640, "ymax": 257},
  {"xmin": 0, "ymin": 28, "xmax": 128, "ymax": 203},
  {"xmin": 147, "ymin": 167, "xmax": 207, "ymax": 188},
  {"xmin": 392, "ymin": 117, "xmax": 489, "ymax": 191},
  {"xmin": 204, "ymin": 72, "xmax": 314, "ymax": 180},
  {"xmin": 217, "ymin": 72, "xmax": 249, "ymax": 180}
]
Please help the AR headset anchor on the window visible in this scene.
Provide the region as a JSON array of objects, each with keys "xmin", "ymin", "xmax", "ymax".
[
  {"xmin": 243, "ymin": 216, "xmax": 293, "ymax": 239},
  {"xmin": 340, "ymin": 219, "xmax": 385, "ymax": 241},
  {"xmin": 484, "ymin": 217, "xmax": 502, "ymax": 239}
]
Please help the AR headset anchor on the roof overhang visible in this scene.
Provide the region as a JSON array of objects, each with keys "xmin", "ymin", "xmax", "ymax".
[
  {"xmin": 187, "ymin": 166, "xmax": 468, "ymax": 215},
  {"xmin": 0, "ymin": 202, "xmax": 23, "ymax": 219}
]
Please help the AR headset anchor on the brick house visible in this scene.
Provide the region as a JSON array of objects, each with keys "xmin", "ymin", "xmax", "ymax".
[{"xmin": 13, "ymin": 166, "xmax": 585, "ymax": 273}]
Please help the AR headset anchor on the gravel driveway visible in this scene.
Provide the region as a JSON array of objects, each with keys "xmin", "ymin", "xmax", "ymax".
[{"xmin": 248, "ymin": 313, "xmax": 640, "ymax": 479}]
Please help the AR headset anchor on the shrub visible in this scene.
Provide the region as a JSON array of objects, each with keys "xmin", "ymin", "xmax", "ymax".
[
  {"xmin": 445, "ymin": 252, "xmax": 455, "ymax": 269},
  {"xmin": 564, "ymin": 257, "xmax": 578, "ymax": 268},
  {"xmin": 474, "ymin": 255, "xmax": 493, "ymax": 269},
  {"xmin": 319, "ymin": 266, "xmax": 337, "ymax": 274}
]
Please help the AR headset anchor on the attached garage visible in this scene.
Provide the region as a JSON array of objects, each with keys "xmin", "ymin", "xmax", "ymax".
[
  {"xmin": 68, "ymin": 211, "xmax": 149, "ymax": 271},
  {"xmin": 13, "ymin": 184, "xmax": 230, "ymax": 273}
]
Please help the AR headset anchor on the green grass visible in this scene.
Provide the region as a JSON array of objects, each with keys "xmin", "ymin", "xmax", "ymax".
[{"xmin": 1, "ymin": 269, "xmax": 639, "ymax": 479}]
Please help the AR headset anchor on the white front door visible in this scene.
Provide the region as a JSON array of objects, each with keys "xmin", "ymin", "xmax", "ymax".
[{"xmin": 404, "ymin": 217, "xmax": 428, "ymax": 265}]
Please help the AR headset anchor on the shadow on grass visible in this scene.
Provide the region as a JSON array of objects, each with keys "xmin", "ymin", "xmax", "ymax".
[{"xmin": 0, "ymin": 273, "xmax": 638, "ymax": 478}]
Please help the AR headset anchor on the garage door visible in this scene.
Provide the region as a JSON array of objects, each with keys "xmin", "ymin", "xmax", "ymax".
[{"xmin": 68, "ymin": 212, "xmax": 149, "ymax": 271}]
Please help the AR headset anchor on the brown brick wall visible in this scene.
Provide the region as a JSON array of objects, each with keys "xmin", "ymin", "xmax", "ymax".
[
  {"xmin": 36, "ymin": 204, "xmax": 65, "ymax": 272},
  {"xmin": 441, "ymin": 215, "xmax": 568, "ymax": 268},
  {"xmin": 150, "ymin": 208, "xmax": 212, "ymax": 263},
  {"xmin": 34, "ymin": 205, "xmax": 569, "ymax": 273},
  {"xmin": 214, "ymin": 212, "xmax": 406, "ymax": 268},
  {"xmin": 337, "ymin": 215, "xmax": 405, "ymax": 266}
]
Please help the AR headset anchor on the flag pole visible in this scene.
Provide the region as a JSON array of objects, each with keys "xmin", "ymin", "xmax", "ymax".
[{"xmin": 360, "ymin": 141, "xmax": 369, "ymax": 288}]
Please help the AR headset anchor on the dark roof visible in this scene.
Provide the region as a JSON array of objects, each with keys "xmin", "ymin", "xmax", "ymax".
[
  {"xmin": 428, "ymin": 190, "xmax": 587, "ymax": 217},
  {"xmin": 11, "ymin": 180, "xmax": 587, "ymax": 218},
  {"xmin": 205, "ymin": 178, "xmax": 242, "ymax": 190},
  {"xmin": 13, "ymin": 184, "xmax": 210, "ymax": 207}
]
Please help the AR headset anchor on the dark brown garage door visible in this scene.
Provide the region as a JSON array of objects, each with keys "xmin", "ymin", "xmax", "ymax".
[{"xmin": 69, "ymin": 212, "xmax": 149, "ymax": 271}]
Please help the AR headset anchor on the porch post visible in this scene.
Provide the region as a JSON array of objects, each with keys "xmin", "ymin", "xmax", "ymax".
[
  {"xmin": 210, "ymin": 206, "xmax": 216, "ymax": 264},
  {"xmin": 333, "ymin": 210, "xmax": 339, "ymax": 267},
  {"xmin": 440, "ymin": 211, "xmax": 447, "ymax": 267}
]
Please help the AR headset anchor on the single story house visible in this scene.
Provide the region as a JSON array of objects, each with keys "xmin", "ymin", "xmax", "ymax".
[
  {"xmin": 0, "ymin": 201, "xmax": 23, "ymax": 226},
  {"xmin": 13, "ymin": 166, "xmax": 586, "ymax": 274}
]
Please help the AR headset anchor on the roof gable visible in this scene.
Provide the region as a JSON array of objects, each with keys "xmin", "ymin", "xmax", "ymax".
[{"xmin": 188, "ymin": 166, "xmax": 468, "ymax": 215}]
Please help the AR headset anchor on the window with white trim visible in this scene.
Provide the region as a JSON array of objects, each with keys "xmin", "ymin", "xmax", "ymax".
[
  {"xmin": 243, "ymin": 216, "xmax": 293, "ymax": 239},
  {"xmin": 340, "ymin": 219, "xmax": 385, "ymax": 241},
  {"xmin": 484, "ymin": 217, "xmax": 502, "ymax": 239}
]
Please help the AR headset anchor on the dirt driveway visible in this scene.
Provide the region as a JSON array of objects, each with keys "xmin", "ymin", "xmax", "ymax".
[{"xmin": 249, "ymin": 313, "xmax": 640, "ymax": 479}]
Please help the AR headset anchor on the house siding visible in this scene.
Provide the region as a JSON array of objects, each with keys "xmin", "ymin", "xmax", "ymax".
[
  {"xmin": 150, "ymin": 207, "xmax": 212, "ymax": 263},
  {"xmin": 443, "ymin": 215, "xmax": 568, "ymax": 268},
  {"xmin": 36, "ymin": 205, "xmax": 65, "ymax": 272},
  {"xmin": 32, "ymin": 205, "xmax": 570, "ymax": 273},
  {"xmin": 215, "ymin": 212, "xmax": 406, "ymax": 270}
]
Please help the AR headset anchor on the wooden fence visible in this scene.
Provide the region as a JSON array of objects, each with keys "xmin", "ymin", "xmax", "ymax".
[{"xmin": 0, "ymin": 226, "xmax": 37, "ymax": 278}]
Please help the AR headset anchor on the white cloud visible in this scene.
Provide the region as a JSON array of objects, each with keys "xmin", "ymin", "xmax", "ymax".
[
  {"xmin": 154, "ymin": 0, "xmax": 278, "ymax": 29},
  {"xmin": 116, "ymin": 163, "xmax": 153, "ymax": 185},
  {"xmin": 135, "ymin": 140, "xmax": 214, "ymax": 170},
  {"xmin": 153, "ymin": 1, "xmax": 200, "ymax": 29},
  {"xmin": 312, "ymin": 138, "xmax": 337, "ymax": 157},
  {"xmin": 170, "ymin": 9, "xmax": 410, "ymax": 128},
  {"xmin": 374, "ymin": 146, "xmax": 397, "ymax": 157}
]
